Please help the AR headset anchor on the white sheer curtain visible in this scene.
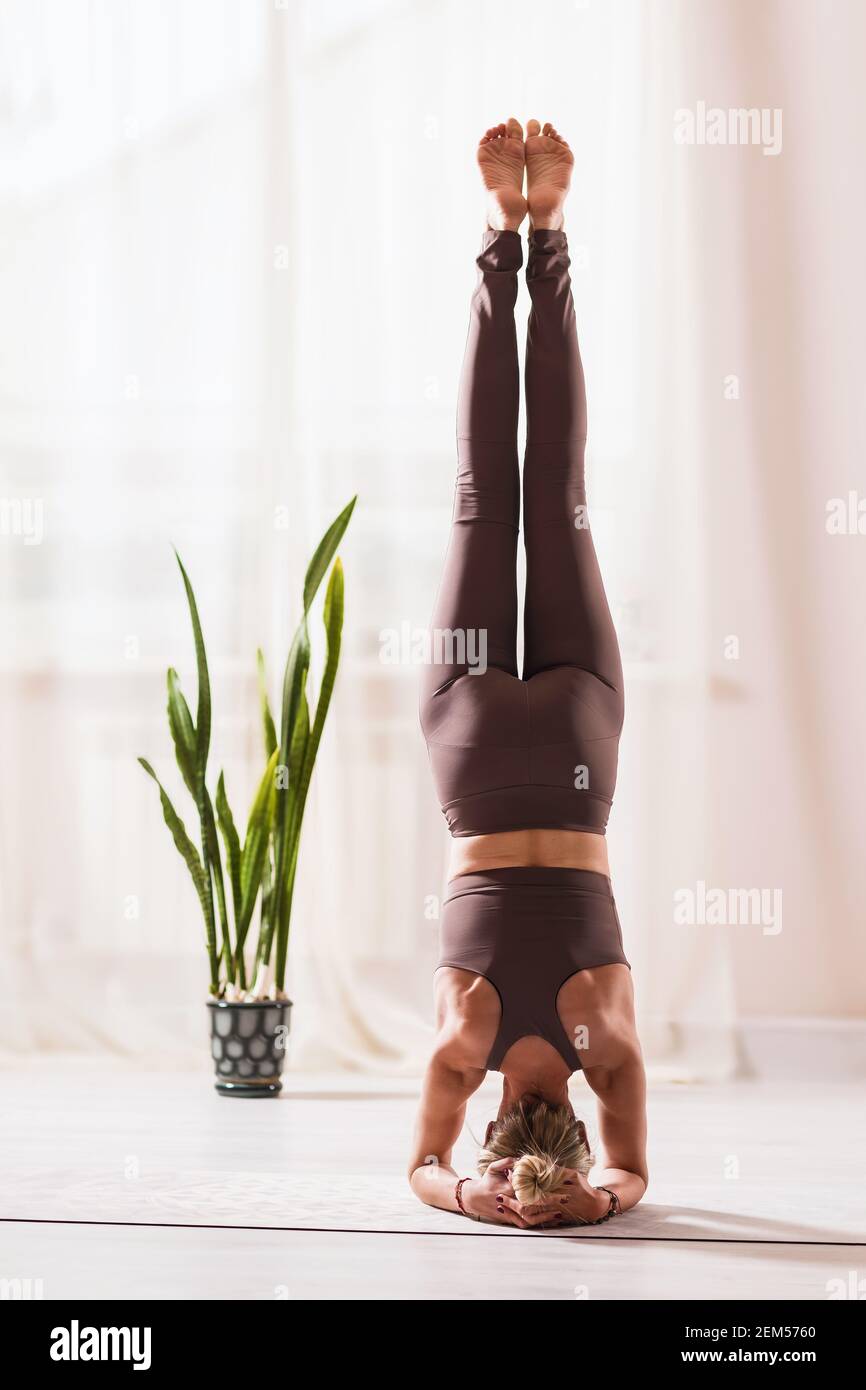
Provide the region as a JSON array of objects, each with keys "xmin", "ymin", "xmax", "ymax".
[
  {"xmin": 0, "ymin": 0, "xmax": 272, "ymax": 1055},
  {"xmin": 0, "ymin": 0, "xmax": 745, "ymax": 1074},
  {"xmin": 258, "ymin": 0, "xmax": 737, "ymax": 1077}
]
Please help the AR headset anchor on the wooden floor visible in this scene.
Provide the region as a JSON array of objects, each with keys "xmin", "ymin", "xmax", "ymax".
[{"xmin": 1, "ymin": 1062, "xmax": 863, "ymax": 1300}]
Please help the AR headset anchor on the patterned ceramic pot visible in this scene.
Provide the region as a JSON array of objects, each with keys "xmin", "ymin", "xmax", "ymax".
[{"xmin": 207, "ymin": 1000, "xmax": 292, "ymax": 1097}]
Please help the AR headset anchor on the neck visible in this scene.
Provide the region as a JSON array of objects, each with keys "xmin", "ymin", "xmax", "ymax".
[{"xmin": 499, "ymin": 1078, "xmax": 571, "ymax": 1115}]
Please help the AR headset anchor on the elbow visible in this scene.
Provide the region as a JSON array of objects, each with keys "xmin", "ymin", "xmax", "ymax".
[
  {"xmin": 408, "ymin": 1163, "xmax": 426, "ymax": 1191},
  {"xmin": 408, "ymin": 1162, "xmax": 439, "ymax": 1207}
]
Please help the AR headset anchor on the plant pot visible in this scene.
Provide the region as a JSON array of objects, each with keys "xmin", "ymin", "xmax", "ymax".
[{"xmin": 207, "ymin": 999, "xmax": 292, "ymax": 1097}]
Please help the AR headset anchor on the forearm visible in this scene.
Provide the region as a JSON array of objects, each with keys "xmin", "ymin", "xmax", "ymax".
[
  {"xmin": 407, "ymin": 1051, "xmax": 484, "ymax": 1203},
  {"xmin": 409, "ymin": 1161, "xmax": 463, "ymax": 1213},
  {"xmin": 585, "ymin": 1048, "xmax": 648, "ymax": 1213}
]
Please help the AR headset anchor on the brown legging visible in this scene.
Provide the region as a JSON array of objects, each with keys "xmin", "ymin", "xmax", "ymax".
[{"xmin": 420, "ymin": 229, "xmax": 624, "ymax": 838}]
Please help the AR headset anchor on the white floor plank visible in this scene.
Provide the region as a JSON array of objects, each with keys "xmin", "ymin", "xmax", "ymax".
[{"xmin": 1, "ymin": 1223, "xmax": 857, "ymax": 1301}]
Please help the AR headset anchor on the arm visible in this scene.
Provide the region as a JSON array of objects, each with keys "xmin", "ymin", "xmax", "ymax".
[
  {"xmin": 408, "ymin": 1050, "xmax": 481, "ymax": 1213},
  {"xmin": 408, "ymin": 1050, "xmax": 528, "ymax": 1225},
  {"xmin": 582, "ymin": 1043, "xmax": 649, "ymax": 1215}
]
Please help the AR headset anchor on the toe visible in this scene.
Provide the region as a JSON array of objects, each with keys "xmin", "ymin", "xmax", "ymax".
[
  {"xmin": 506, "ymin": 116, "xmax": 523, "ymax": 141},
  {"xmin": 542, "ymin": 121, "xmax": 552, "ymax": 136},
  {"xmin": 526, "ymin": 119, "xmax": 540, "ymax": 137}
]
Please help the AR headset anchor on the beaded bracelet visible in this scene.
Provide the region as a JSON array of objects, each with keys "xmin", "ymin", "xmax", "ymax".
[
  {"xmin": 591, "ymin": 1185, "xmax": 622, "ymax": 1223},
  {"xmin": 455, "ymin": 1176, "xmax": 481, "ymax": 1220}
]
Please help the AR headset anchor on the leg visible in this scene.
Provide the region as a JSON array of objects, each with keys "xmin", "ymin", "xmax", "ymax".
[
  {"xmin": 521, "ymin": 132, "xmax": 622, "ymax": 698},
  {"xmin": 421, "ymin": 226, "xmax": 523, "ymax": 705}
]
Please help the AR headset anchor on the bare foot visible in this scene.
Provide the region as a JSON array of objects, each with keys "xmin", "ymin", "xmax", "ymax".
[
  {"xmin": 477, "ymin": 118, "xmax": 526, "ymax": 233},
  {"xmin": 525, "ymin": 119, "xmax": 574, "ymax": 231}
]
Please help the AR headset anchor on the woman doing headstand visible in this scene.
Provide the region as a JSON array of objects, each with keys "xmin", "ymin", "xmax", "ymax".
[{"xmin": 409, "ymin": 119, "xmax": 647, "ymax": 1229}]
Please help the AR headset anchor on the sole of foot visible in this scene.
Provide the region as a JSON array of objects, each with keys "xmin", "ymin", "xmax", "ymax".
[
  {"xmin": 525, "ymin": 119, "xmax": 574, "ymax": 231},
  {"xmin": 477, "ymin": 117, "xmax": 527, "ymax": 232}
]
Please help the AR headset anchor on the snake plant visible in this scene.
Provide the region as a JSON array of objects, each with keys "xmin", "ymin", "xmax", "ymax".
[{"xmin": 139, "ymin": 496, "xmax": 356, "ymax": 999}]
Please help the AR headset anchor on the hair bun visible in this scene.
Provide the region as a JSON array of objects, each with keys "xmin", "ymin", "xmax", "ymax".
[{"xmin": 510, "ymin": 1152, "xmax": 562, "ymax": 1204}]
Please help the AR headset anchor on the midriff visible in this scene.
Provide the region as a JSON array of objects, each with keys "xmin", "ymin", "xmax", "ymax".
[{"xmin": 447, "ymin": 828, "xmax": 610, "ymax": 882}]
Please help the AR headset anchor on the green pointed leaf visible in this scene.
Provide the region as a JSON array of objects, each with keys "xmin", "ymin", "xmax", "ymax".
[
  {"xmin": 202, "ymin": 789, "xmax": 232, "ymax": 977},
  {"xmin": 271, "ymin": 623, "xmax": 308, "ymax": 976},
  {"xmin": 289, "ymin": 688, "xmax": 309, "ymax": 787},
  {"xmin": 166, "ymin": 668, "xmax": 196, "ymax": 798},
  {"xmin": 238, "ymin": 748, "xmax": 279, "ymax": 943},
  {"xmin": 170, "ymin": 550, "xmax": 229, "ymax": 979},
  {"xmin": 256, "ymin": 648, "xmax": 278, "ymax": 758},
  {"xmin": 138, "ymin": 758, "xmax": 219, "ymax": 991},
  {"xmin": 260, "ymin": 854, "xmax": 274, "ymax": 929},
  {"xmin": 253, "ymin": 851, "xmax": 275, "ymax": 975},
  {"xmin": 274, "ymin": 558, "xmax": 345, "ymax": 990},
  {"xmin": 173, "ymin": 550, "xmax": 211, "ymax": 776},
  {"xmin": 301, "ymin": 496, "xmax": 356, "ymax": 616},
  {"xmin": 301, "ymin": 558, "xmax": 344, "ymax": 800},
  {"xmin": 216, "ymin": 771, "xmax": 243, "ymax": 926},
  {"xmin": 268, "ymin": 496, "xmax": 355, "ymax": 994},
  {"xmin": 279, "ymin": 622, "xmax": 311, "ymax": 768}
]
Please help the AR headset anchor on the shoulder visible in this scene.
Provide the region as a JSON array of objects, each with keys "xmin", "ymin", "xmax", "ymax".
[
  {"xmin": 558, "ymin": 963, "xmax": 638, "ymax": 1069},
  {"xmin": 433, "ymin": 966, "xmax": 501, "ymax": 1072}
]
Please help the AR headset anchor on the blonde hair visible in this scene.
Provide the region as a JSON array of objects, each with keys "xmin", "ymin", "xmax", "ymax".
[{"xmin": 477, "ymin": 1095, "xmax": 593, "ymax": 1204}]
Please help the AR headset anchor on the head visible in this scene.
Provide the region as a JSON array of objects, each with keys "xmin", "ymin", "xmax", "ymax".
[{"xmin": 477, "ymin": 1093, "xmax": 593, "ymax": 1204}]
